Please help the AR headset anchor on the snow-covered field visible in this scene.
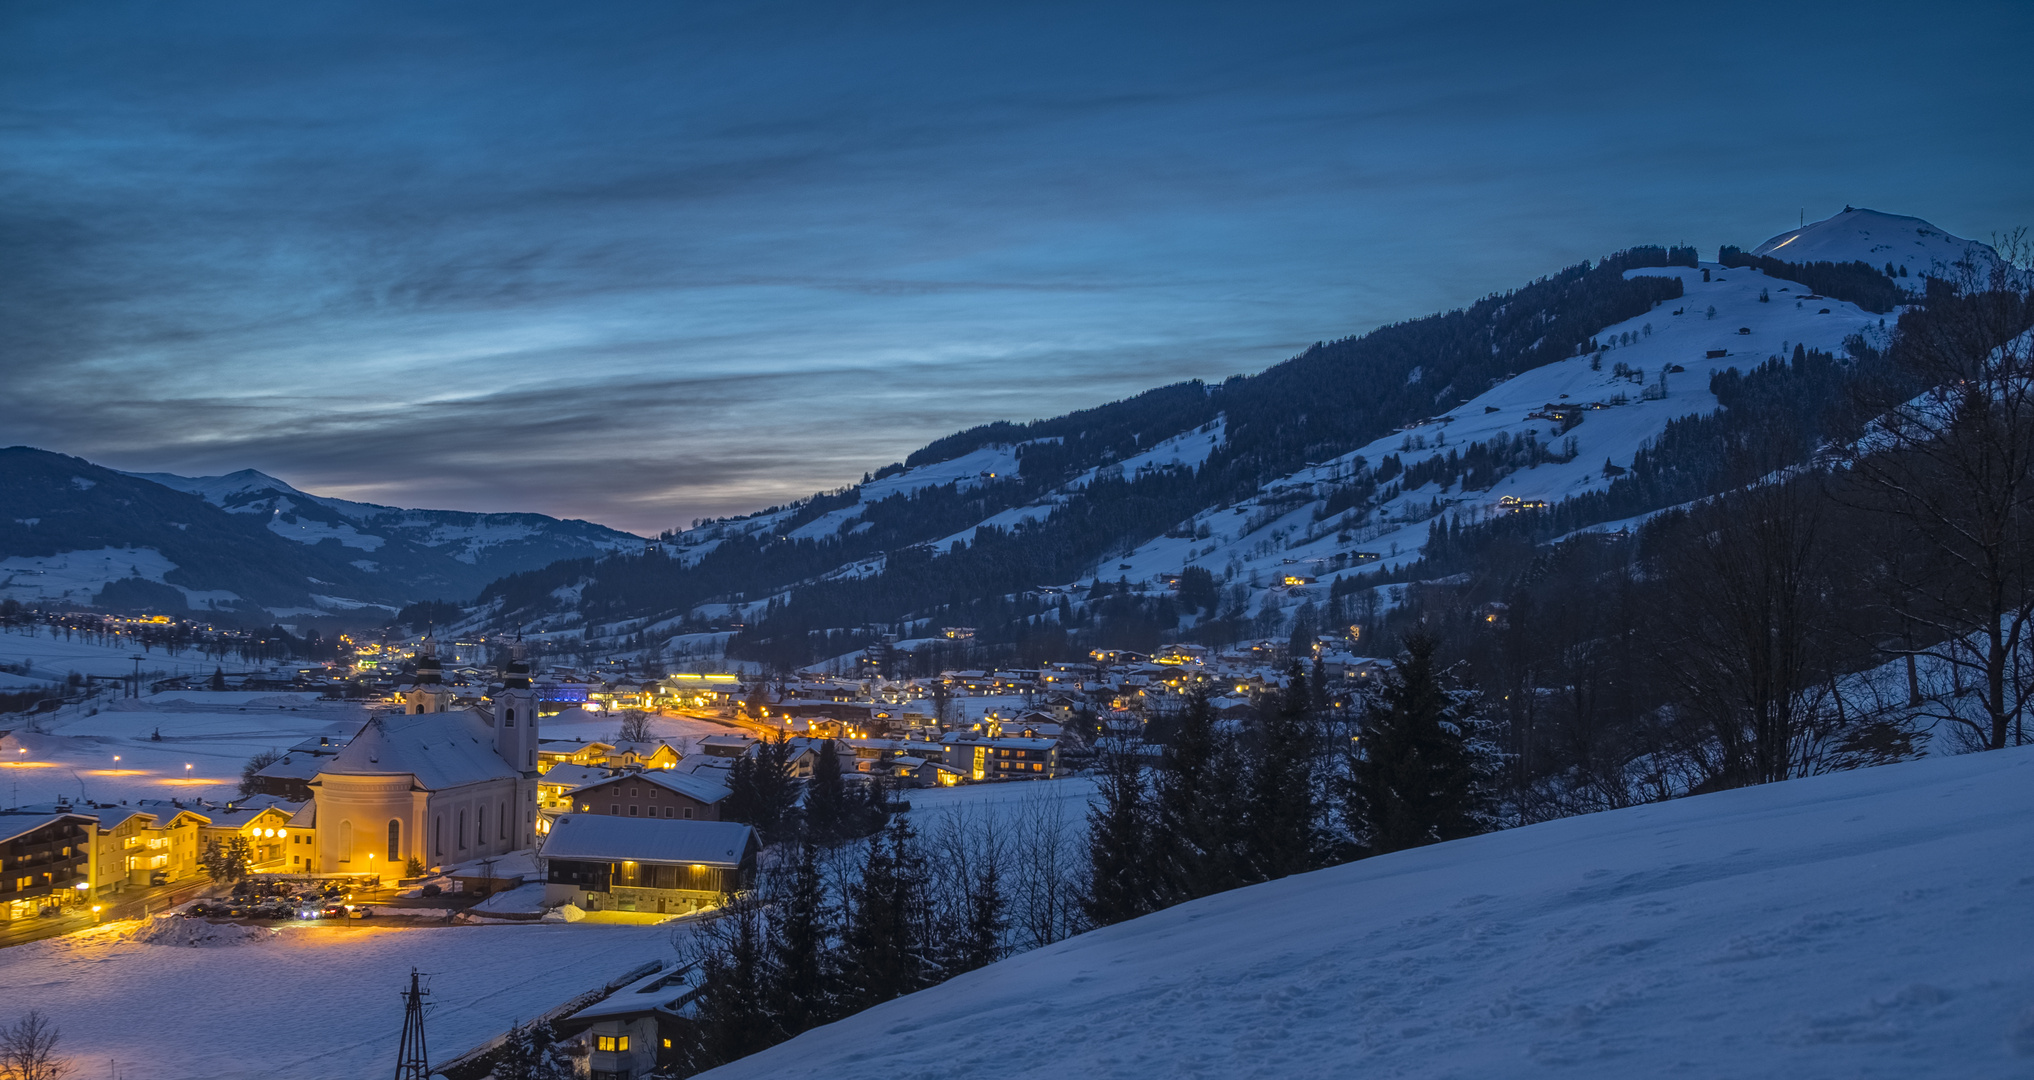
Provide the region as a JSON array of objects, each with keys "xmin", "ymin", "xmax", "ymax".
[
  {"xmin": 1, "ymin": 921, "xmax": 677, "ymax": 1080},
  {"xmin": 704, "ymin": 747, "xmax": 2034, "ymax": 1080}
]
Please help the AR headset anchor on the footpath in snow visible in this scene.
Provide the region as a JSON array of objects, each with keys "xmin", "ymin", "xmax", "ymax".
[{"xmin": 704, "ymin": 748, "xmax": 2034, "ymax": 1080}]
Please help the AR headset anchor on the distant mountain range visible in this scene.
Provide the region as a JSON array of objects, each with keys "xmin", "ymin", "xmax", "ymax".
[
  {"xmin": 465, "ymin": 208, "xmax": 2008, "ymax": 667},
  {"xmin": 4, "ymin": 209, "xmax": 2008, "ymax": 646},
  {"xmin": 0, "ymin": 449, "xmax": 640, "ymax": 620}
]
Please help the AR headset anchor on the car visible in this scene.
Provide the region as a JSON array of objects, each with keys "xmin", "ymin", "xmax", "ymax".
[{"xmin": 149, "ymin": 871, "xmax": 169, "ymax": 886}]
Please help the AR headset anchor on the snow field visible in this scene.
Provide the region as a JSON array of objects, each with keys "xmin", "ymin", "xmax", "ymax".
[
  {"xmin": 0, "ymin": 920, "xmax": 679, "ymax": 1080},
  {"xmin": 702, "ymin": 747, "xmax": 2034, "ymax": 1080}
]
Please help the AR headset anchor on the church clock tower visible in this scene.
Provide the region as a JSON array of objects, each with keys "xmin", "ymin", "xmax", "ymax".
[
  {"xmin": 496, "ymin": 641, "xmax": 540, "ymax": 776},
  {"xmin": 404, "ymin": 634, "xmax": 456, "ymax": 714}
]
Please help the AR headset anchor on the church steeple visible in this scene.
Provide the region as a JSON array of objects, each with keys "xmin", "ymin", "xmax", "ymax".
[
  {"xmin": 494, "ymin": 635, "xmax": 540, "ymax": 776},
  {"xmin": 403, "ymin": 632, "xmax": 455, "ymax": 715}
]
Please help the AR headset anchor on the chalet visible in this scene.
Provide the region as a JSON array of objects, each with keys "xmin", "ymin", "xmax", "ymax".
[
  {"xmin": 551, "ymin": 964, "xmax": 693, "ymax": 1080},
  {"xmin": 541, "ymin": 815, "xmax": 759, "ymax": 916},
  {"xmin": 560, "ymin": 770, "xmax": 731, "ymax": 822},
  {"xmin": 539, "ymin": 763, "xmax": 614, "ymax": 813},
  {"xmin": 607, "ymin": 741, "xmax": 682, "ymax": 772},
  {"xmin": 697, "ymin": 734, "xmax": 757, "ymax": 759},
  {"xmin": 0, "ymin": 811, "xmax": 94, "ymax": 922},
  {"xmin": 198, "ymin": 801, "xmax": 301, "ymax": 873},
  {"xmin": 131, "ymin": 801, "xmax": 210, "ymax": 883},
  {"xmin": 539, "ymin": 738, "xmax": 617, "ymax": 772}
]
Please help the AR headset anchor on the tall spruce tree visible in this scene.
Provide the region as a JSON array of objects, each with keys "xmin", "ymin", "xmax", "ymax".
[
  {"xmin": 766, "ymin": 839, "xmax": 834, "ymax": 1036},
  {"xmin": 687, "ymin": 899, "xmax": 775, "ymax": 1069},
  {"xmin": 1347, "ymin": 634, "xmax": 1499, "ymax": 855},
  {"xmin": 1083, "ymin": 734, "xmax": 1156, "ymax": 925},
  {"xmin": 1244, "ymin": 662, "xmax": 1322, "ymax": 880},
  {"xmin": 1154, "ymin": 689, "xmax": 1245, "ymax": 904},
  {"xmin": 840, "ymin": 816, "xmax": 935, "ymax": 1009},
  {"xmin": 805, "ymin": 738, "xmax": 848, "ymax": 842},
  {"xmin": 947, "ymin": 860, "xmax": 1009, "ymax": 975}
]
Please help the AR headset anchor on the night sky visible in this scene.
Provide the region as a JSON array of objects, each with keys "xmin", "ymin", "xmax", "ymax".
[{"xmin": 5, "ymin": 1, "xmax": 2029, "ymax": 535}]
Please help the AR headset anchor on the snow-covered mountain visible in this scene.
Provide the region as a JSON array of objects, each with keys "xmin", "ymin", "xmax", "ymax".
[
  {"xmin": 128, "ymin": 467, "xmax": 640, "ymax": 582},
  {"xmin": 473, "ymin": 210, "xmax": 2009, "ymax": 661},
  {"xmin": 702, "ymin": 746, "xmax": 2034, "ymax": 1080},
  {"xmin": 1752, "ymin": 206, "xmax": 2011, "ymax": 290},
  {"xmin": 0, "ymin": 449, "xmax": 641, "ymax": 620}
]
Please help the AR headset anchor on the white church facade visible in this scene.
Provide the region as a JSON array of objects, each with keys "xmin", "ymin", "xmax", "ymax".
[{"xmin": 306, "ymin": 639, "xmax": 542, "ymax": 878}]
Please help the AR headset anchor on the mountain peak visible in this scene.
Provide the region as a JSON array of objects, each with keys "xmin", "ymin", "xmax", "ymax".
[{"xmin": 1751, "ymin": 207, "xmax": 2003, "ymax": 286}]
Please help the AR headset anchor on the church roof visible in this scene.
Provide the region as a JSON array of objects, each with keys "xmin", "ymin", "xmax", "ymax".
[
  {"xmin": 318, "ymin": 711, "xmax": 518, "ymax": 791},
  {"xmin": 539, "ymin": 814, "xmax": 755, "ymax": 867}
]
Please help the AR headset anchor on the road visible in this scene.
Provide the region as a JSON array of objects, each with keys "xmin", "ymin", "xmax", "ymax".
[{"xmin": 0, "ymin": 875, "xmax": 221, "ymax": 950}]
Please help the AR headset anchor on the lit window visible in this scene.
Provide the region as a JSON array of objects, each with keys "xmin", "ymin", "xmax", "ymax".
[
  {"xmin": 617, "ymin": 1036, "xmax": 630, "ymax": 1051},
  {"xmin": 596, "ymin": 1035, "xmax": 617, "ymax": 1051}
]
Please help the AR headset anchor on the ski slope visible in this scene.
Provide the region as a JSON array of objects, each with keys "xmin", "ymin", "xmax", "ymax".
[
  {"xmin": 1753, "ymin": 207, "xmax": 2008, "ymax": 289},
  {"xmin": 702, "ymin": 747, "xmax": 2034, "ymax": 1080}
]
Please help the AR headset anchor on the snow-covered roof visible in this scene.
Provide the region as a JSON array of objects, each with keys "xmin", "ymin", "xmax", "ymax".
[
  {"xmin": 538, "ymin": 763, "xmax": 612, "ymax": 789},
  {"xmin": 539, "ymin": 815, "xmax": 755, "ymax": 867},
  {"xmin": 317, "ymin": 711, "xmax": 518, "ymax": 791},
  {"xmin": 0, "ymin": 810, "xmax": 93, "ymax": 844},
  {"xmin": 562, "ymin": 770, "xmax": 731, "ymax": 806}
]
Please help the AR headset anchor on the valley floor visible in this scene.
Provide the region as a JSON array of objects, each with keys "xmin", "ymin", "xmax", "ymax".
[
  {"xmin": 703, "ymin": 747, "xmax": 2034, "ymax": 1080},
  {"xmin": 0, "ymin": 919, "xmax": 678, "ymax": 1080}
]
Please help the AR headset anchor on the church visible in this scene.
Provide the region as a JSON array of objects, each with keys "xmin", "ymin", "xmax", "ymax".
[{"xmin": 305, "ymin": 638, "xmax": 541, "ymax": 878}]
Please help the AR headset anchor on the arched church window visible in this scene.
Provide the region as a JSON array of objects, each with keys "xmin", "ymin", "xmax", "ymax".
[
  {"xmin": 499, "ymin": 801, "xmax": 508, "ymax": 840},
  {"xmin": 458, "ymin": 809, "xmax": 469, "ymax": 849},
  {"xmin": 339, "ymin": 820, "xmax": 353, "ymax": 862},
  {"xmin": 505, "ymin": 708, "xmax": 515, "ymax": 728},
  {"xmin": 475, "ymin": 805, "xmax": 485, "ymax": 845},
  {"xmin": 387, "ymin": 819, "xmax": 401, "ymax": 861},
  {"xmin": 434, "ymin": 815, "xmax": 444, "ymax": 856}
]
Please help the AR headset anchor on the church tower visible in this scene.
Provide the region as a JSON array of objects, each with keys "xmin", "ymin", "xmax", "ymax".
[
  {"xmin": 495, "ymin": 639, "xmax": 540, "ymax": 776},
  {"xmin": 404, "ymin": 634, "xmax": 456, "ymax": 714}
]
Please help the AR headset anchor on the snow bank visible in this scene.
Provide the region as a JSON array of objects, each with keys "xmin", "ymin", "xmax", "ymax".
[
  {"xmin": 121, "ymin": 915, "xmax": 279, "ymax": 947},
  {"xmin": 703, "ymin": 748, "xmax": 2034, "ymax": 1079}
]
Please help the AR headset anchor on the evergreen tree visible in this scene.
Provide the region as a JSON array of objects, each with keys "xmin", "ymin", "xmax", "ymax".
[
  {"xmin": 1153, "ymin": 689, "xmax": 1245, "ymax": 904},
  {"xmin": 766, "ymin": 840, "xmax": 835, "ymax": 1035},
  {"xmin": 804, "ymin": 739, "xmax": 848, "ymax": 842},
  {"xmin": 209, "ymin": 666, "xmax": 226, "ymax": 691},
  {"xmin": 493, "ymin": 1020, "xmax": 570, "ymax": 1080},
  {"xmin": 1346, "ymin": 635, "xmax": 1500, "ymax": 855},
  {"xmin": 1082, "ymin": 735, "xmax": 1156, "ymax": 925},
  {"xmin": 1244, "ymin": 662, "xmax": 1321, "ymax": 880},
  {"xmin": 840, "ymin": 816, "xmax": 935, "ymax": 1009},
  {"xmin": 687, "ymin": 899, "xmax": 775, "ymax": 1068},
  {"xmin": 947, "ymin": 860, "xmax": 1009, "ymax": 976}
]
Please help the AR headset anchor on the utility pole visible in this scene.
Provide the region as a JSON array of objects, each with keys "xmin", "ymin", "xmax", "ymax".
[
  {"xmin": 394, "ymin": 968, "xmax": 431, "ymax": 1080},
  {"xmin": 129, "ymin": 655, "xmax": 144, "ymax": 699}
]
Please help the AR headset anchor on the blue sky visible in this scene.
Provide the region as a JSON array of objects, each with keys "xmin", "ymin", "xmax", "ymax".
[{"xmin": 4, "ymin": 0, "xmax": 2029, "ymax": 534}]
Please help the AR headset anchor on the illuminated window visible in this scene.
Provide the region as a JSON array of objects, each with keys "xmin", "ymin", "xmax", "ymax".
[
  {"xmin": 617, "ymin": 1036, "xmax": 630, "ymax": 1051},
  {"xmin": 596, "ymin": 1036, "xmax": 617, "ymax": 1051}
]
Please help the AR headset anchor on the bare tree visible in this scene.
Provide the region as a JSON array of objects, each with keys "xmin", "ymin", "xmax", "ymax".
[
  {"xmin": 1848, "ymin": 241, "xmax": 2034, "ymax": 750},
  {"xmin": 1652, "ymin": 471, "xmax": 1835, "ymax": 787},
  {"xmin": 0, "ymin": 1010, "xmax": 71, "ymax": 1080},
  {"xmin": 612, "ymin": 710, "xmax": 654, "ymax": 744}
]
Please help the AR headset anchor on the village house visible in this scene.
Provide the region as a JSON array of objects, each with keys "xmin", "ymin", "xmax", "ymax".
[
  {"xmin": 538, "ymin": 738, "xmax": 617, "ymax": 772},
  {"xmin": 540, "ymin": 815, "xmax": 759, "ymax": 916},
  {"xmin": 606, "ymin": 740, "xmax": 682, "ymax": 771},
  {"xmin": 559, "ymin": 770, "xmax": 731, "ymax": 822},
  {"xmin": 0, "ymin": 810, "xmax": 94, "ymax": 922},
  {"xmin": 197, "ymin": 800, "xmax": 301, "ymax": 873},
  {"xmin": 131, "ymin": 800, "xmax": 209, "ymax": 883}
]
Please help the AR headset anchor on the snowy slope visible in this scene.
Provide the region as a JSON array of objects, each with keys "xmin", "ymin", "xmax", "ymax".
[
  {"xmin": 1100, "ymin": 261, "xmax": 1881, "ymax": 618},
  {"xmin": 705, "ymin": 747, "xmax": 2034, "ymax": 1080},
  {"xmin": 1753, "ymin": 207, "xmax": 2008, "ymax": 289}
]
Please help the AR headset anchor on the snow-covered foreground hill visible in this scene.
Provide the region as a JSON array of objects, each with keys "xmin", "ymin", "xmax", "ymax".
[{"xmin": 705, "ymin": 748, "xmax": 2034, "ymax": 1080}]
